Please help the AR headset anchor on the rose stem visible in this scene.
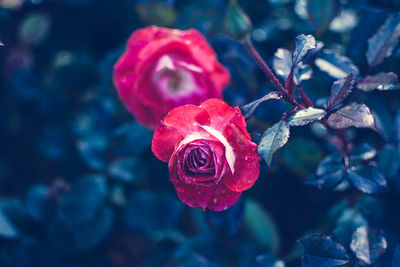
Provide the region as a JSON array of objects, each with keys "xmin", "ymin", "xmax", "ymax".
[
  {"xmin": 244, "ymin": 40, "xmax": 352, "ymax": 158},
  {"xmin": 243, "ymin": 39, "xmax": 303, "ymax": 108}
]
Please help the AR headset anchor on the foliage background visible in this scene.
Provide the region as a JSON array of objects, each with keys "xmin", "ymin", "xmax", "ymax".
[{"xmin": 1, "ymin": 0, "xmax": 400, "ymax": 266}]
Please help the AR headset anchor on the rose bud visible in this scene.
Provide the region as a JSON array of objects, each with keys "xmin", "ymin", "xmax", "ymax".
[
  {"xmin": 152, "ymin": 98, "xmax": 260, "ymax": 211},
  {"xmin": 113, "ymin": 26, "xmax": 230, "ymax": 129}
]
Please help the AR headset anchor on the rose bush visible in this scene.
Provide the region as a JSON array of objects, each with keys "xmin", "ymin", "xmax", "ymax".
[
  {"xmin": 152, "ymin": 98, "xmax": 260, "ymax": 211},
  {"xmin": 113, "ymin": 26, "xmax": 230, "ymax": 128}
]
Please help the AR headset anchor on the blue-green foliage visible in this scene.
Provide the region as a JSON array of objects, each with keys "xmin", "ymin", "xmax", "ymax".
[{"xmin": 1, "ymin": 0, "xmax": 400, "ymax": 266}]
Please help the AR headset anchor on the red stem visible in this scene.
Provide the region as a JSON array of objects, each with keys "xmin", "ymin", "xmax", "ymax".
[{"xmin": 243, "ymin": 40, "xmax": 303, "ymax": 108}]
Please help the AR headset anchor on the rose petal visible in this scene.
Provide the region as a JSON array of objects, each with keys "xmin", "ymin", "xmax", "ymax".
[
  {"xmin": 201, "ymin": 125, "xmax": 236, "ymax": 174},
  {"xmin": 200, "ymin": 98, "xmax": 248, "ymax": 136},
  {"xmin": 152, "ymin": 105, "xmax": 210, "ymax": 162},
  {"xmin": 209, "ymin": 62, "xmax": 230, "ymax": 94},
  {"xmin": 223, "ymin": 122, "xmax": 261, "ymax": 192}
]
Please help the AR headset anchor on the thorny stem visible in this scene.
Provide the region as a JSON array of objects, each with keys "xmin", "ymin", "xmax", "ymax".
[{"xmin": 243, "ymin": 39, "xmax": 304, "ymax": 108}]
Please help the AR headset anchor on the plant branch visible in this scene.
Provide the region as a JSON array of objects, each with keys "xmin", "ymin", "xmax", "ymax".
[{"xmin": 243, "ymin": 39, "xmax": 304, "ymax": 108}]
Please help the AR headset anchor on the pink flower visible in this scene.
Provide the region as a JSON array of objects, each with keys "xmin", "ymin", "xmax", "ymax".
[
  {"xmin": 152, "ymin": 98, "xmax": 260, "ymax": 211},
  {"xmin": 113, "ymin": 26, "xmax": 230, "ymax": 129}
]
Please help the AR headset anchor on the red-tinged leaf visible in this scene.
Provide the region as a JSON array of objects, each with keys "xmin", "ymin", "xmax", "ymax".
[
  {"xmin": 326, "ymin": 73, "xmax": 355, "ymax": 110},
  {"xmin": 357, "ymin": 72, "xmax": 399, "ymax": 92},
  {"xmin": 285, "ymin": 69, "xmax": 296, "ymax": 96},
  {"xmin": 326, "ymin": 103, "xmax": 376, "ymax": 130},
  {"xmin": 367, "ymin": 13, "xmax": 400, "ymax": 67}
]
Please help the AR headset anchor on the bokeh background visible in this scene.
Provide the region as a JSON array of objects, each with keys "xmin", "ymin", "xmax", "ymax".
[{"xmin": 1, "ymin": 0, "xmax": 400, "ymax": 266}]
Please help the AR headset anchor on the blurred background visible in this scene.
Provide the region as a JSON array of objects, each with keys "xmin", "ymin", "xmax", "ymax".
[{"xmin": 1, "ymin": 0, "xmax": 400, "ymax": 266}]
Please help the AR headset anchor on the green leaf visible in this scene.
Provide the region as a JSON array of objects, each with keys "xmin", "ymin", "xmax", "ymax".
[
  {"xmin": 223, "ymin": 0, "xmax": 252, "ymax": 42},
  {"xmin": 346, "ymin": 166, "xmax": 388, "ymax": 194},
  {"xmin": 293, "ymin": 34, "xmax": 316, "ymax": 65},
  {"xmin": 244, "ymin": 199, "xmax": 280, "ymax": 252},
  {"xmin": 307, "ymin": 0, "xmax": 341, "ymax": 35},
  {"xmin": 258, "ymin": 120, "xmax": 290, "ymax": 166},
  {"xmin": 299, "ymin": 234, "xmax": 350, "ymax": 267},
  {"xmin": 378, "ymin": 144, "xmax": 400, "ymax": 179},
  {"xmin": 350, "ymin": 226, "xmax": 387, "ymax": 265},
  {"xmin": 273, "ymin": 48, "xmax": 313, "ymax": 85},
  {"xmin": 315, "ymin": 50, "xmax": 359, "ymax": 79},
  {"xmin": 0, "ymin": 200, "xmax": 28, "ymax": 239},
  {"xmin": 241, "ymin": 92, "xmax": 282, "ymax": 119},
  {"xmin": 288, "ymin": 107, "xmax": 326, "ymax": 126}
]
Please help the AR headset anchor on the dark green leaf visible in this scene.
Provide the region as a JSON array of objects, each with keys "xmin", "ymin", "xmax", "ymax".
[
  {"xmin": 108, "ymin": 157, "xmax": 147, "ymax": 183},
  {"xmin": 258, "ymin": 120, "xmax": 290, "ymax": 166},
  {"xmin": 49, "ymin": 206, "xmax": 114, "ymax": 253},
  {"xmin": 244, "ymin": 199, "xmax": 280, "ymax": 252},
  {"xmin": 315, "ymin": 50, "xmax": 359, "ymax": 79},
  {"xmin": 307, "ymin": 0, "xmax": 341, "ymax": 35},
  {"xmin": 288, "ymin": 107, "xmax": 326, "ymax": 126},
  {"xmin": 247, "ymin": 253, "xmax": 284, "ymax": 267},
  {"xmin": 205, "ymin": 198, "xmax": 244, "ymax": 238},
  {"xmin": 241, "ymin": 92, "xmax": 282, "ymax": 119},
  {"xmin": 25, "ymin": 185, "xmax": 53, "ymax": 222},
  {"xmin": 326, "ymin": 73, "xmax": 355, "ymax": 110},
  {"xmin": 326, "ymin": 103, "xmax": 376, "ymax": 130},
  {"xmin": 299, "ymin": 233, "xmax": 350, "ymax": 267},
  {"xmin": 350, "ymin": 226, "xmax": 387, "ymax": 265},
  {"xmin": 77, "ymin": 134, "xmax": 108, "ymax": 171},
  {"xmin": 357, "ymin": 72, "xmax": 399, "ymax": 92},
  {"xmin": 124, "ymin": 191, "xmax": 183, "ymax": 231},
  {"xmin": 0, "ymin": 200, "xmax": 29, "ymax": 239},
  {"xmin": 366, "ymin": 13, "xmax": 400, "ymax": 67},
  {"xmin": 306, "ymin": 153, "xmax": 345, "ymax": 190},
  {"xmin": 316, "ymin": 154, "xmax": 344, "ymax": 175},
  {"xmin": 19, "ymin": 13, "xmax": 51, "ymax": 46},
  {"xmin": 378, "ymin": 144, "xmax": 400, "ymax": 179},
  {"xmin": 306, "ymin": 171, "xmax": 344, "ymax": 191},
  {"xmin": 349, "ymin": 143, "xmax": 377, "ymax": 161},
  {"xmin": 223, "ymin": 0, "xmax": 252, "ymax": 41},
  {"xmin": 58, "ymin": 175, "xmax": 108, "ymax": 227},
  {"xmin": 346, "ymin": 166, "xmax": 388, "ymax": 194},
  {"xmin": 282, "ymin": 138, "xmax": 323, "ymax": 176},
  {"xmin": 393, "ymin": 243, "xmax": 400, "ymax": 267},
  {"xmin": 136, "ymin": 2, "xmax": 176, "ymax": 27},
  {"xmin": 332, "ymin": 208, "xmax": 367, "ymax": 248},
  {"xmin": 177, "ymin": 251, "xmax": 219, "ymax": 267}
]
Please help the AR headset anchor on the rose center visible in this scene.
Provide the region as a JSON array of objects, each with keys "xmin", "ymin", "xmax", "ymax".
[
  {"xmin": 152, "ymin": 54, "xmax": 202, "ymax": 99},
  {"xmin": 176, "ymin": 139, "xmax": 227, "ymax": 187},
  {"xmin": 184, "ymin": 146, "xmax": 215, "ymax": 177}
]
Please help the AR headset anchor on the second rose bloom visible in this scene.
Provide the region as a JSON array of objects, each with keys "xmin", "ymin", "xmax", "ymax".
[{"xmin": 113, "ymin": 26, "xmax": 230, "ymax": 128}]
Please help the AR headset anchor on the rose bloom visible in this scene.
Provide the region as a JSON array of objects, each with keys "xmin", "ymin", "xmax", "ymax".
[
  {"xmin": 152, "ymin": 98, "xmax": 260, "ymax": 211},
  {"xmin": 113, "ymin": 26, "xmax": 230, "ymax": 129}
]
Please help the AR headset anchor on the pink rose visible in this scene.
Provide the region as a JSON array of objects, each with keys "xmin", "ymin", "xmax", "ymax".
[
  {"xmin": 152, "ymin": 98, "xmax": 260, "ymax": 211},
  {"xmin": 113, "ymin": 26, "xmax": 230, "ymax": 129}
]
